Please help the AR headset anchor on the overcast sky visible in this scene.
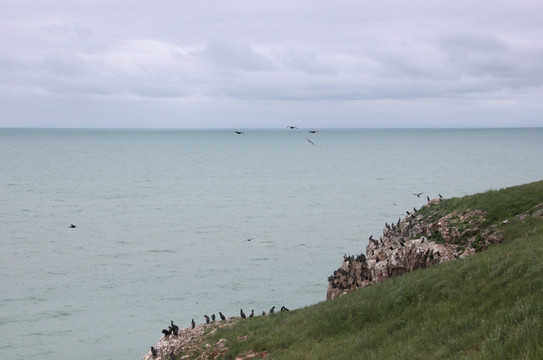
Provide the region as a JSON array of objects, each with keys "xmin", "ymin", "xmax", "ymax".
[{"xmin": 1, "ymin": 0, "xmax": 542, "ymax": 128}]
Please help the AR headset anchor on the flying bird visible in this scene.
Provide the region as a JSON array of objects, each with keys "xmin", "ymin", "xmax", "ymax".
[
  {"xmin": 69, "ymin": 224, "xmax": 76, "ymax": 228},
  {"xmin": 413, "ymin": 192, "xmax": 424, "ymax": 197},
  {"xmin": 308, "ymin": 130, "xmax": 318, "ymax": 133},
  {"xmin": 305, "ymin": 138, "xmax": 315, "ymax": 145},
  {"xmin": 234, "ymin": 131, "xmax": 244, "ymax": 134}
]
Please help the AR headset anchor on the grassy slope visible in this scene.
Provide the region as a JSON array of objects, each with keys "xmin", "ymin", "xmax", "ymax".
[{"xmin": 206, "ymin": 180, "xmax": 543, "ymax": 360}]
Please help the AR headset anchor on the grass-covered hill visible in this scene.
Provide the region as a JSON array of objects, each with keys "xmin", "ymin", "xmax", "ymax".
[{"xmin": 160, "ymin": 180, "xmax": 543, "ymax": 360}]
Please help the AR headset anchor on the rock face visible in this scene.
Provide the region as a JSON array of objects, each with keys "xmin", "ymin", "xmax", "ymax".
[{"xmin": 326, "ymin": 199, "xmax": 504, "ymax": 300}]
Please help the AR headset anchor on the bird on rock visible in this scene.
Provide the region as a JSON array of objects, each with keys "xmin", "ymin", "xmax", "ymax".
[{"xmin": 191, "ymin": 319, "xmax": 195, "ymax": 329}]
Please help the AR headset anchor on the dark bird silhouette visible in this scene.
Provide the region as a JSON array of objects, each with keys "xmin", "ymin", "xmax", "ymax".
[
  {"xmin": 413, "ymin": 192, "xmax": 423, "ymax": 197},
  {"xmin": 234, "ymin": 131, "xmax": 244, "ymax": 134},
  {"xmin": 170, "ymin": 320, "xmax": 179, "ymax": 333},
  {"xmin": 281, "ymin": 306, "xmax": 290, "ymax": 312},
  {"xmin": 269, "ymin": 306, "xmax": 275, "ymax": 314},
  {"xmin": 211, "ymin": 314, "xmax": 216, "ymax": 322},
  {"xmin": 406, "ymin": 211, "xmax": 410, "ymax": 215},
  {"xmin": 305, "ymin": 138, "xmax": 315, "ymax": 145},
  {"xmin": 249, "ymin": 310, "xmax": 254, "ymax": 318},
  {"xmin": 245, "ymin": 238, "xmax": 254, "ymax": 242},
  {"xmin": 204, "ymin": 315, "xmax": 210, "ymax": 324},
  {"xmin": 287, "ymin": 126, "xmax": 298, "ymax": 129},
  {"xmin": 439, "ymin": 193, "xmax": 443, "ymax": 199},
  {"xmin": 219, "ymin": 312, "xmax": 226, "ymax": 321},
  {"xmin": 191, "ymin": 319, "xmax": 195, "ymax": 329},
  {"xmin": 308, "ymin": 130, "xmax": 318, "ymax": 133},
  {"xmin": 427, "ymin": 195, "xmax": 430, "ymax": 202},
  {"xmin": 151, "ymin": 346, "xmax": 157, "ymax": 358},
  {"xmin": 162, "ymin": 328, "xmax": 171, "ymax": 336},
  {"xmin": 240, "ymin": 309, "xmax": 246, "ymax": 319},
  {"xmin": 262, "ymin": 311, "xmax": 266, "ymax": 316},
  {"xmin": 69, "ymin": 224, "xmax": 76, "ymax": 228},
  {"xmin": 413, "ymin": 207, "xmax": 417, "ymax": 213}
]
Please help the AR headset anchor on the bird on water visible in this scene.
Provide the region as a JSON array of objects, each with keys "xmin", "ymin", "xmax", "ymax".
[
  {"xmin": 69, "ymin": 224, "xmax": 76, "ymax": 228},
  {"xmin": 287, "ymin": 126, "xmax": 298, "ymax": 129},
  {"xmin": 240, "ymin": 309, "xmax": 246, "ymax": 319}
]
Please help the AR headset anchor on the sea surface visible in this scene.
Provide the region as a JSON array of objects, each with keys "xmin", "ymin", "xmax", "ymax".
[{"xmin": 1, "ymin": 128, "xmax": 542, "ymax": 359}]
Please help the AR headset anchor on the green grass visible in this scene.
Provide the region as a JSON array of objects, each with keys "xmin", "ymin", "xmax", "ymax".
[{"xmin": 199, "ymin": 180, "xmax": 543, "ymax": 360}]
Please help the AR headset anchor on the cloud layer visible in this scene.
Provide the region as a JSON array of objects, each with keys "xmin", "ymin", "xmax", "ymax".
[{"xmin": 1, "ymin": 0, "xmax": 542, "ymax": 127}]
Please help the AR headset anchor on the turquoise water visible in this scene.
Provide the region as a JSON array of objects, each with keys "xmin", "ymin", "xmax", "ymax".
[{"xmin": 1, "ymin": 128, "xmax": 542, "ymax": 359}]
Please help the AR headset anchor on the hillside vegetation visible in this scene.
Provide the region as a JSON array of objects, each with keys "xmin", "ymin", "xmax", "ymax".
[{"xmin": 183, "ymin": 180, "xmax": 543, "ymax": 360}]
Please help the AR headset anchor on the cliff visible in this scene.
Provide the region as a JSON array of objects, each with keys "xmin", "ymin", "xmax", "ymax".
[{"xmin": 327, "ymin": 198, "xmax": 505, "ymax": 299}]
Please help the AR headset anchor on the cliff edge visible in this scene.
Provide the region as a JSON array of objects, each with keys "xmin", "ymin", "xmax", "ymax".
[{"xmin": 327, "ymin": 198, "xmax": 505, "ymax": 299}]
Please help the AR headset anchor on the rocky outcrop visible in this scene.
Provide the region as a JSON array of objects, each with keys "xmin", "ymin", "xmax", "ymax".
[
  {"xmin": 142, "ymin": 320, "xmax": 235, "ymax": 360},
  {"xmin": 327, "ymin": 199, "xmax": 504, "ymax": 300}
]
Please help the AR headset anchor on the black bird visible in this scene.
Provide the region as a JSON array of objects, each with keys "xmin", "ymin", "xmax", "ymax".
[
  {"xmin": 162, "ymin": 328, "xmax": 171, "ymax": 336},
  {"xmin": 69, "ymin": 224, "xmax": 76, "ymax": 228},
  {"xmin": 211, "ymin": 314, "xmax": 216, "ymax": 322},
  {"xmin": 308, "ymin": 130, "xmax": 318, "ymax": 133},
  {"xmin": 262, "ymin": 311, "xmax": 266, "ymax": 316},
  {"xmin": 427, "ymin": 195, "xmax": 430, "ymax": 202},
  {"xmin": 204, "ymin": 315, "xmax": 210, "ymax": 324},
  {"xmin": 305, "ymin": 138, "xmax": 315, "ymax": 145},
  {"xmin": 413, "ymin": 192, "xmax": 423, "ymax": 197},
  {"xmin": 413, "ymin": 207, "xmax": 417, "ymax": 213},
  {"xmin": 170, "ymin": 320, "xmax": 179, "ymax": 333},
  {"xmin": 281, "ymin": 306, "xmax": 289, "ymax": 312},
  {"xmin": 240, "ymin": 309, "xmax": 246, "ymax": 319},
  {"xmin": 287, "ymin": 126, "xmax": 298, "ymax": 129},
  {"xmin": 249, "ymin": 310, "xmax": 254, "ymax": 318},
  {"xmin": 191, "ymin": 319, "xmax": 195, "ymax": 329},
  {"xmin": 234, "ymin": 131, "xmax": 244, "ymax": 134},
  {"xmin": 269, "ymin": 306, "xmax": 275, "ymax": 314},
  {"xmin": 439, "ymin": 193, "xmax": 443, "ymax": 199},
  {"xmin": 151, "ymin": 347, "xmax": 157, "ymax": 358},
  {"xmin": 219, "ymin": 312, "xmax": 226, "ymax": 321},
  {"xmin": 406, "ymin": 211, "xmax": 410, "ymax": 215}
]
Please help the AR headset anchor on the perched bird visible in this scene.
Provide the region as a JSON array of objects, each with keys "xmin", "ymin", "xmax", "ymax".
[
  {"xmin": 191, "ymin": 319, "xmax": 195, "ymax": 329},
  {"xmin": 240, "ymin": 309, "xmax": 246, "ymax": 319},
  {"xmin": 170, "ymin": 320, "xmax": 179, "ymax": 333},
  {"xmin": 204, "ymin": 315, "xmax": 210, "ymax": 324},
  {"xmin": 413, "ymin": 192, "xmax": 423, "ymax": 197},
  {"xmin": 249, "ymin": 310, "xmax": 254, "ymax": 318},
  {"xmin": 69, "ymin": 224, "xmax": 76, "ymax": 228},
  {"xmin": 219, "ymin": 312, "xmax": 226, "ymax": 321},
  {"xmin": 262, "ymin": 311, "xmax": 266, "ymax": 316},
  {"xmin": 269, "ymin": 306, "xmax": 275, "ymax": 314},
  {"xmin": 234, "ymin": 131, "xmax": 244, "ymax": 134},
  {"xmin": 439, "ymin": 193, "xmax": 443, "ymax": 199},
  {"xmin": 305, "ymin": 138, "xmax": 315, "ymax": 145},
  {"xmin": 281, "ymin": 306, "xmax": 289, "ymax": 312},
  {"xmin": 162, "ymin": 328, "xmax": 171, "ymax": 336},
  {"xmin": 427, "ymin": 195, "xmax": 431, "ymax": 202},
  {"xmin": 151, "ymin": 347, "xmax": 157, "ymax": 358},
  {"xmin": 211, "ymin": 314, "xmax": 216, "ymax": 322}
]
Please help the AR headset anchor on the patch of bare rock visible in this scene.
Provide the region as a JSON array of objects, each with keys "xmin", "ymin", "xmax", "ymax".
[{"xmin": 327, "ymin": 199, "xmax": 505, "ymax": 300}]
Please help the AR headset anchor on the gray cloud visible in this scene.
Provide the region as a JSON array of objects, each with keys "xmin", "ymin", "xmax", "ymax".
[{"xmin": 1, "ymin": 0, "xmax": 542, "ymax": 127}]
